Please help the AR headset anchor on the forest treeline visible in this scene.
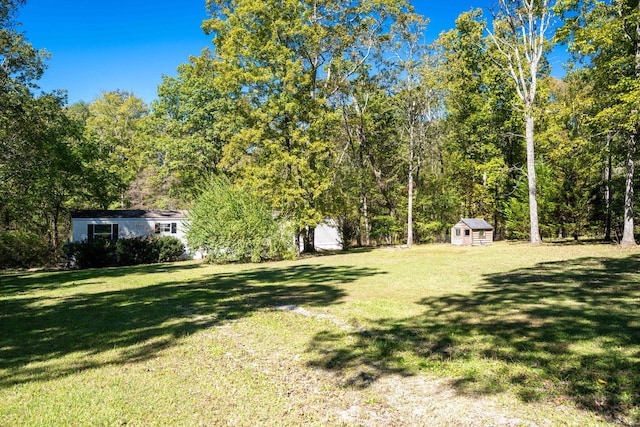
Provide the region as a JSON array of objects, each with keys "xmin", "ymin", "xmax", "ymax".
[{"xmin": 1, "ymin": 0, "xmax": 639, "ymax": 266}]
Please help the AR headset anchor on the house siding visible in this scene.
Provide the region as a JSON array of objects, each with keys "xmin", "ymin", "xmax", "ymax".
[
  {"xmin": 314, "ymin": 219, "xmax": 342, "ymax": 250},
  {"xmin": 471, "ymin": 230, "xmax": 493, "ymax": 246},
  {"xmin": 451, "ymin": 219, "xmax": 493, "ymax": 246},
  {"xmin": 71, "ymin": 216, "xmax": 194, "ymax": 257}
]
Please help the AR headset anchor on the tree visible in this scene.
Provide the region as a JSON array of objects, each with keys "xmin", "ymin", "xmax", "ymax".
[
  {"xmin": 557, "ymin": 0, "xmax": 640, "ymax": 246},
  {"xmin": 203, "ymin": 0, "xmax": 413, "ymax": 254},
  {"xmin": 0, "ymin": 0, "xmax": 102, "ymax": 262},
  {"xmin": 150, "ymin": 53, "xmax": 237, "ymax": 204},
  {"xmin": 488, "ymin": 0, "xmax": 554, "ymax": 244},
  {"xmin": 333, "ymin": 73, "xmax": 403, "ymax": 246},
  {"xmin": 435, "ymin": 10, "xmax": 519, "ymax": 237},
  {"xmin": 186, "ymin": 177, "xmax": 295, "ymax": 263},
  {"xmin": 386, "ymin": 12, "xmax": 431, "ymax": 247},
  {"xmin": 84, "ymin": 90, "xmax": 149, "ymax": 208}
]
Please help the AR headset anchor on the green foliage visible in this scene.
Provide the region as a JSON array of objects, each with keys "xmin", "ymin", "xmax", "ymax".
[
  {"xmin": 0, "ymin": 230, "xmax": 50, "ymax": 268},
  {"xmin": 370, "ymin": 215, "xmax": 403, "ymax": 245},
  {"xmin": 83, "ymin": 90, "xmax": 150, "ymax": 209},
  {"xmin": 187, "ymin": 178, "xmax": 295, "ymax": 263},
  {"xmin": 155, "ymin": 236, "xmax": 187, "ymax": 263},
  {"xmin": 64, "ymin": 239, "xmax": 117, "ymax": 269},
  {"xmin": 336, "ymin": 216, "xmax": 358, "ymax": 250},
  {"xmin": 64, "ymin": 236, "xmax": 185, "ymax": 269}
]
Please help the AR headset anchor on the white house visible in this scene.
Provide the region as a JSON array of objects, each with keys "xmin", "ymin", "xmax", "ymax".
[
  {"xmin": 71, "ymin": 210, "xmax": 343, "ymax": 258},
  {"xmin": 71, "ymin": 209, "xmax": 190, "ymax": 247}
]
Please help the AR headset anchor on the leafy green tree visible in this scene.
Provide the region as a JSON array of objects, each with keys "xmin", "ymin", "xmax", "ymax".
[
  {"xmin": 0, "ymin": 1, "xmax": 104, "ymax": 263},
  {"xmin": 488, "ymin": 0, "xmax": 555, "ymax": 244},
  {"xmin": 187, "ymin": 177, "xmax": 295, "ymax": 263},
  {"xmin": 84, "ymin": 90, "xmax": 149, "ymax": 208},
  {"xmin": 385, "ymin": 12, "xmax": 435, "ymax": 247},
  {"xmin": 203, "ymin": 0, "xmax": 413, "ymax": 253},
  {"xmin": 557, "ymin": 0, "xmax": 640, "ymax": 246},
  {"xmin": 435, "ymin": 10, "xmax": 518, "ymax": 237},
  {"xmin": 150, "ymin": 53, "xmax": 238, "ymax": 203},
  {"xmin": 333, "ymin": 74, "xmax": 403, "ymax": 246}
]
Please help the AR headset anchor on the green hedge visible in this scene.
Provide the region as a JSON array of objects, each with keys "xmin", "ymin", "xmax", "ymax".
[{"xmin": 64, "ymin": 236, "xmax": 185, "ymax": 269}]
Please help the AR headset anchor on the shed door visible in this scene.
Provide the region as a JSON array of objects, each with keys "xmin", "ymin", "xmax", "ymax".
[{"xmin": 463, "ymin": 228, "xmax": 472, "ymax": 245}]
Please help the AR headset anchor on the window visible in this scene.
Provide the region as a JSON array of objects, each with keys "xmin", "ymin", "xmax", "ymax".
[
  {"xmin": 479, "ymin": 230, "xmax": 486, "ymax": 238},
  {"xmin": 155, "ymin": 222, "xmax": 177, "ymax": 234},
  {"xmin": 464, "ymin": 229, "xmax": 470, "ymax": 236},
  {"xmin": 455, "ymin": 228, "xmax": 461, "ymax": 237},
  {"xmin": 88, "ymin": 224, "xmax": 118, "ymax": 240}
]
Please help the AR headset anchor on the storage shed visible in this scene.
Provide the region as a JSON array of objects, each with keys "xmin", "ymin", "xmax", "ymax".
[{"xmin": 451, "ymin": 218, "xmax": 493, "ymax": 246}]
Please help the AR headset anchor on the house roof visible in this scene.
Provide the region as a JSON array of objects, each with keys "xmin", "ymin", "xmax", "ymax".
[
  {"xmin": 459, "ymin": 218, "xmax": 493, "ymax": 230},
  {"xmin": 70, "ymin": 210, "xmax": 188, "ymax": 219}
]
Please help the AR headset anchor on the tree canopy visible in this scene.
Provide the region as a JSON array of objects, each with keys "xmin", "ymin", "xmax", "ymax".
[{"xmin": 3, "ymin": 0, "xmax": 640, "ymax": 267}]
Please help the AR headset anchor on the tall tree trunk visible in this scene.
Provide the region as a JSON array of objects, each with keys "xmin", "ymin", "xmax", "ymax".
[
  {"xmin": 525, "ymin": 112, "xmax": 542, "ymax": 244},
  {"xmin": 621, "ymin": 131, "xmax": 637, "ymax": 246},
  {"xmin": 303, "ymin": 227, "xmax": 316, "ymax": 253},
  {"xmin": 361, "ymin": 192, "xmax": 370, "ymax": 246},
  {"xmin": 621, "ymin": 4, "xmax": 640, "ymax": 246},
  {"xmin": 604, "ymin": 133, "xmax": 612, "ymax": 241},
  {"xmin": 407, "ymin": 123, "xmax": 415, "ymax": 247}
]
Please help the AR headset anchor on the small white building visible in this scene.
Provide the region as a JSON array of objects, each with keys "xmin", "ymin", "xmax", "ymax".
[
  {"xmin": 71, "ymin": 209, "xmax": 190, "ymax": 247},
  {"xmin": 310, "ymin": 219, "xmax": 343, "ymax": 251},
  {"xmin": 451, "ymin": 218, "xmax": 493, "ymax": 246}
]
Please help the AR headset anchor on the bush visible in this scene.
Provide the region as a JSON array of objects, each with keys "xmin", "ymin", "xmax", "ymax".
[
  {"xmin": 115, "ymin": 237, "xmax": 158, "ymax": 265},
  {"xmin": 0, "ymin": 230, "xmax": 50, "ymax": 268},
  {"xmin": 154, "ymin": 236, "xmax": 185, "ymax": 263},
  {"xmin": 64, "ymin": 236, "xmax": 184, "ymax": 269},
  {"xmin": 64, "ymin": 238, "xmax": 116, "ymax": 269},
  {"xmin": 187, "ymin": 177, "xmax": 295, "ymax": 263}
]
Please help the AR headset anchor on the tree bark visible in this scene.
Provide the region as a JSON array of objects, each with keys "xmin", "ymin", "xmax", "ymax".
[
  {"xmin": 525, "ymin": 112, "xmax": 542, "ymax": 244},
  {"xmin": 407, "ymin": 121, "xmax": 414, "ymax": 247},
  {"xmin": 303, "ymin": 227, "xmax": 316, "ymax": 253},
  {"xmin": 604, "ymin": 133, "xmax": 612, "ymax": 241},
  {"xmin": 620, "ymin": 2, "xmax": 640, "ymax": 246},
  {"xmin": 621, "ymin": 131, "xmax": 637, "ymax": 246}
]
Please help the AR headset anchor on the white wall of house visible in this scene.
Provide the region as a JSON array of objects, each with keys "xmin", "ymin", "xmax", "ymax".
[
  {"xmin": 73, "ymin": 214, "xmax": 342, "ymax": 258},
  {"xmin": 71, "ymin": 217, "xmax": 191, "ymax": 252},
  {"xmin": 313, "ymin": 219, "xmax": 343, "ymax": 250}
]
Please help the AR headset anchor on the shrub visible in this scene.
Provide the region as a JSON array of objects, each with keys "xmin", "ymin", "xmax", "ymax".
[
  {"xmin": 154, "ymin": 236, "xmax": 185, "ymax": 262},
  {"xmin": 187, "ymin": 178, "xmax": 295, "ymax": 263},
  {"xmin": 64, "ymin": 238, "xmax": 116, "ymax": 269},
  {"xmin": 0, "ymin": 230, "xmax": 50, "ymax": 268},
  {"xmin": 337, "ymin": 216, "xmax": 358, "ymax": 250},
  {"xmin": 370, "ymin": 215, "xmax": 403, "ymax": 245},
  {"xmin": 115, "ymin": 237, "xmax": 158, "ymax": 265},
  {"xmin": 64, "ymin": 236, "xmax": 184, "ymax": 269}
]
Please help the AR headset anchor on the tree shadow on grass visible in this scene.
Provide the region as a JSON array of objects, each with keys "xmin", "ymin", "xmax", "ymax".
[
  {"xmin": 0, "ymin": 262, "xmax": 204, "ymax": 296},
  {"xmin": 306, "ymin": 255, "xmax": 640, "ymax": 425},
  {"xmin": 0, "ymin": 263, "xmax": 382, "ymax": 388}
]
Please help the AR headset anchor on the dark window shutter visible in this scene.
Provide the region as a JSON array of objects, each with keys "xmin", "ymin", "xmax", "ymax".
[
  {"xmin": 112, "ymin": 224, "xmax": 119, "ymax": 240},
  {"xmin": 171, "ymin": 222, "xmax": 177, "ymax": 234},
  {"xmin": 87, "ymin": 224, "xmax": 94, "ymax": 240},
  {"xmin": 155, "ymin": 223, "xmax": 160, "ymax": 234}
]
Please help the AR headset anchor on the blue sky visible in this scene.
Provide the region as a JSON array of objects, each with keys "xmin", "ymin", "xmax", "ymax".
[{"xmin": 18, "ymin": 1, "xmax": 566, "ymax": 105}]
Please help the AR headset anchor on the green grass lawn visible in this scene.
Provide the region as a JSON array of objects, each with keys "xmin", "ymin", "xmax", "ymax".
[{"xmin": 1, "ymin": 242, "xmax": 638, "ymax": 426}]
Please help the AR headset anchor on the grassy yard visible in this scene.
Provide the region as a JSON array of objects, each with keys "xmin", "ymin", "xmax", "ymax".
[{"xmin": 0, "ymin": 242, "xmax": 638, "ymax": 426}]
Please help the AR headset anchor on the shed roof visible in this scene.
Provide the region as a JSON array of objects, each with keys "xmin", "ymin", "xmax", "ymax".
[
  {"xmin": 71, "ymin": 210, "xmax": 187, "ymax": 219},
  {"xmin": 459, "ymin": 218, "xmax": 493, "ymax": 230}
]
